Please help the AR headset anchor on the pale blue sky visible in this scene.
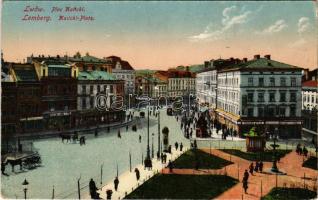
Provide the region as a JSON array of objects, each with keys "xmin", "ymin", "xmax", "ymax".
[{"xmin": 2, "ymin": 1, "xmax": 317, "ymax": 69}]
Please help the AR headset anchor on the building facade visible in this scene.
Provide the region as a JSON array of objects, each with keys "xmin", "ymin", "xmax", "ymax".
[
  {"xmin": 105, "ymin": 56, "xmax": 135, "ymax": 95},
  {"xmin": 167, "ymin": 69, "xmax": 196, "ymax": 98},
  {"xmin": 197, "ymin": 55, "xmax": 303, "ymax": 138},
  {"xmin": 76, "ymin": 70, "xmax": 125, "ymax": 127},
  {"xmin": 301, "ymin": 80, "xmax": 317, "ymax": 142}
]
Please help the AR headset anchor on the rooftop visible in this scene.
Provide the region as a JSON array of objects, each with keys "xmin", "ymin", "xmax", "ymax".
[
  {"xmin": 78, "ymin": 70, "xmax": 116, "ymax": 81},
  {"xmin": 302, "ymin": 80, "xmax": 317, "ymax": 88}
]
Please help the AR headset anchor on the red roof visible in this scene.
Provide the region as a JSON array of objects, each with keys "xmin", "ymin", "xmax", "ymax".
[{"xmin": 302, "ymin": 80, "xmax": 317, "ymax": 88}]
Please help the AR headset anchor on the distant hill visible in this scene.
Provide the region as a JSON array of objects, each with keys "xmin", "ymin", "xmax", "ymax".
[
  {"xmin": 173, "ymin": 64, "xmax": 204, "ymax": 73},
  {"xmin": 135, "ymin": 69, "xmax": 156, "ymax": 76}
]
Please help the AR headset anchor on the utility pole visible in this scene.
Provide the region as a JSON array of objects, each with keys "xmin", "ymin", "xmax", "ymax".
[{"xmin": 77, "ymin": 176, "xmax": 81, "ymax": 200}]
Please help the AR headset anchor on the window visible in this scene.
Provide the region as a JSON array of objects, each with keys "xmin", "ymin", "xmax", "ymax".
[
  {"xmin": 312, "ymin": 96, "xmax": 315, "ymax": 103},
  {"xmin": 280, "ymin": 92, "xmax": 286, "ymax": 102},
  {"xmin": 269, "ymin": 92, "xmax": 275, "ymax": 102},
  {"xmin": 248, "ymin": 77, "xmax": 253, "ymax": 86},
  {"xmin": 82, "ymin": 98, "xmax": 86, "ymax": 109},
  {"xmin": 258, "ymin": 92, "xmax": 264, "ymax": 102},
  {"xmin": 90, "ymin": 85, "xmax": 94, "ymax": 94},
  {"xmin": 90, "ymin": 97, "xmax": 94, "ymax": 108},
  {"xmin": 290, "ymin": 106, "xmax": 296, "ymax": 117},
  {"xmin": 267, "ymin": 107, "xmax": 276, "ymax": 117},
  {"xmin": 280, "ymin": 77, "xmax": 286, "ymax": 86},
  {"xmin": 248, "ymin": 93, "xmax": 254, "ymax": 102},
  {"xmin": 110, "ymin": 85, "xmax": 113, "ymax": 93},
  {"xmin": 258, "ymin": 107, "xmax": 264, "ymax": 117},
  {"xmin": 270, "ymin": 77, "xmax": 275, "ymax": 86},
  {"xmin": 82, "ymin": 85, "xmax": 86, "ymax": 94},
  {"xmin": 97, "ymin": 85, "xmax": 100, "ymax": 93},
  {"xmin": 279, "ymin": 107, "xmax": 285, "ymax": 117},
  {"xmin": 42, "ymin": 69, "xmax": 45, "ymax": 76},
  {"xmin": 290, "ymin": 93, "xmax": 296, "ymax": 102},
  {"xmin": 291, "ymin": 77, "xmax": 296, "ymax": 86},
  {"xmin": 259, "ymin": 78, "xmax": 264, "ymax": 87},
  {"xmin": 248, "ymin": 108, "xmax": 254, "ymax": 117}
]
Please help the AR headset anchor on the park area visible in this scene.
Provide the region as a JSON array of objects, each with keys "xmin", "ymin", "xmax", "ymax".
[
  {"xmin": 261, "ymin": 187, "xmax": 317, "ymax": 200},
  {"xmin": 221, "ymin": 149, "xmax": 291, "ymax": 161},
  {"xmin": 171, "ymin": 149, "xmax": 233, "ymax": 169},
  {"xmin": 125, "ymin": 174, "xmax": 238, "ymax": 199}
]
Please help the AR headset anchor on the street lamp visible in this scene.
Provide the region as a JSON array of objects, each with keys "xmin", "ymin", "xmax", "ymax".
[
  {"xmin": 271, "ymin": 127, "xmax": 280, "ymax": 173},
  {"xmin": 157, "ymin": 110, "xmax": 161, "ymax": 160},
  {"xmin": 144, "ymin": 106, "xmax": 152, "ymax": 169},
  {"xmin": 151, "ymin": 133, "xmax": 154, "ymax": 158},
  {"xmin": 22, "ymin": 178, "xmax": 29, "ymax": 200}
]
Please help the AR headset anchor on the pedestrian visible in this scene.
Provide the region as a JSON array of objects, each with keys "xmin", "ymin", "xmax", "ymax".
[
  {"xmin": 180, "ymin": 143, "xmax": 183, "ymax": 151},
  {"xmin": 244, "ymin": 169, "xmax": 249, "ymax": 181},
  {"xmin": 176, "ymin": 116, "xmax": 178, "ymax": 122},
  {"xmin": 303, "ymin": 146, "xmax": 308, "ymax": 157},
  {"xmin": 296, "ymin": 143, "xmax": 301, "ymax": 154},
  {"xmin": 175, "ymin": 142, "xmax": 179, "ymax": 151},
  {"xmin": 190, "ymin": 128, "xmax": 193, "ymax": 138},
  {"xmin": 242, "ymin": 176, "xmax": 248, "ymax": 194},
  {"xmin": 254, "ymin": 161, "xmax": 259, "ymax": 172},
  {"xmin": 259, "ymin": 161, "xmax": 263, "ymax": 173},
  {"xmin": 168, "ymin": 160, "xmax": 173, "ymax": 172},
  {"xmin": 1, "ymin": 162, "xmax": 6, "ymax": 175},
  {"xmin": 168, "ymin": 145, "xmax": 172, "ymax": 153},
  {"xmin": 249, "ymin": 163, "xmax": 254, "ymax": 175},
  {"xmin": 139, "ymin": 135, "xmax": 141, "ymax": 143},
  {"xmin": 114, "ymin": 177, "xmax": 119, "ymax": 191},
  {"xmin": 94, "ymin": 128, "xmax": 98, "ymax": 137},
  {"xmin": 106, "ymin": 189, "xmax": 113, "ymax": 200},
  {"xmin": 126, "ymin": 125, "xmax": 128, "ymax": 131},
  {"xmin": 89, "ymin": 178, "xmax": 98, "ymax": 199},
  {"xmin": 161, "ymin": 152, "xmax": 164, "ymax": 163},
  {"xmin": 134, "ymin": 168, "xmax": 140, "ymax": 181},
  {"xmin": 118, "ymin": 130, "xmax": 121, "ymax": 138}
]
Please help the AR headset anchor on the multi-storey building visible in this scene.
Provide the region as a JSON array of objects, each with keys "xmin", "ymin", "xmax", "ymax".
[
  {"xmin": 301, "ymin": 80, "xmax": 317, "ymax": 142},
  {"xmin": 33, "ymin": 61, "xmax": 78, "ymax": 130},
  {"xmin": 105, "ymin": 56, "xmax": 135, "ymax": 94},
  {"xmin": 76, "ymin": 70, "xmax": 125, "ymax": 127},
  {"xmin": 197, "ymin": 54, "xmax": 303, "ymax": 138},
  {"xmin": 196, "ymin": 58, "xmax": 240, "ymax": 108},
  {"xmin": 166, "ymin": 69, "xmax": 196, "ymax": 98},
  {"xmin": 2, "ymin": 63, "xmax": 42, "ymax": 138}
]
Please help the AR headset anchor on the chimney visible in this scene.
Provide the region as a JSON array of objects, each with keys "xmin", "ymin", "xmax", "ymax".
[
  {"xmin": 254, "ymin": 54, "xmax": 260, "ymax": 60},
  {"xmin": 243, "ymin": 58, "xmax": 248, "ymax": 62},
  {"xmin": 264, "ymin": 55, "xmax": 271, "ymax": 60}
]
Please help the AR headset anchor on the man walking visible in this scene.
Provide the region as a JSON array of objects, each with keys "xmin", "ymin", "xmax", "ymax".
[{"xmin": 114, "ymin": 177, "xmax": 119, "ymax": 191}]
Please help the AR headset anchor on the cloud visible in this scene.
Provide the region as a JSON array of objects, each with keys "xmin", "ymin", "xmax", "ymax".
[
  {"xmin": 289, "ymin": 38, "xmax": 307, "ymax": 48},
  {"xmin": 298, "ymin": 17, "xmax": 310, "ymax": 34},
  {"xmin": 189, "ymin": 5, "xmax": 255, "ymax": 42},
  {"xmin": 256, "ymin": 19, "xmax": 288, "ymax": 35}
]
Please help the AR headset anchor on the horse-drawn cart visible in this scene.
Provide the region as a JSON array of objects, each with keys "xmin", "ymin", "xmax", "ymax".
[{"xmin": 2, "ymin": 151, "xmax": 42, "ymax": 172}]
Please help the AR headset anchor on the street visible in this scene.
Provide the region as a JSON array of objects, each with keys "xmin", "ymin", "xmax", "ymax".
[{"xmin": 1, "ymin": 108, "xmax": 189, "ymax": 199}]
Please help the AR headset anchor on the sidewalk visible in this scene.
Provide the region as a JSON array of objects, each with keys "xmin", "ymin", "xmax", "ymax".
[
  {"xmin": 14, "ymin": 119, "xmax": 134, "ymax": 140},
  {"xmin": 83, "ymin": 148, "xmax": 188, "ymax": 200}
]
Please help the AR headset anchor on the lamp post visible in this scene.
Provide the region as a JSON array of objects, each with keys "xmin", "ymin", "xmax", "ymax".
[
  {"xmin": 151, "ymin": 133, "xmax": 154, "ymax": 158},
  {"xmin": 157, "ymin": 110, "xmax": 161, "ymax": 160},
  {"xmin": 271, "ymin": 127, "xmax": 279, "ymax": 173},
  {"xmin": 22, "ymin": 178, "xmax": 29, "ymax": 200},
  {"xmin": 144, "ymin": 106, "xmax": 152, "ymax": 169}
]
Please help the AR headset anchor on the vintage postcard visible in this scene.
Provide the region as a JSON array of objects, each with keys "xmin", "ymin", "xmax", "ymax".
[{"xmin": 1, "ymin": 1, "xmax": 317, "ymax": 199}]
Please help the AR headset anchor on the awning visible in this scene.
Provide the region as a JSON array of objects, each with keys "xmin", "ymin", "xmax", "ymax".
[{"xmin": 20, "ymin": 116, "xmax": 43, "ymax": 121}]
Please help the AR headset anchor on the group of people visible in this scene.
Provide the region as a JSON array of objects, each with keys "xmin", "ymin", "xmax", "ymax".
[
  {"xmin": 174, "ymin": 142, "xmax": 184, "ymax": 151},
  {"xmin": 248, "ymin": 161, "xmax": 264, "ymax": 175},
  {"xmin": 242, "ymin": 161, "xmax": 264, "ymax": 194},
  {"xmin": 296, "ymin": 143, "xmax": 308, "ymax": 157}
]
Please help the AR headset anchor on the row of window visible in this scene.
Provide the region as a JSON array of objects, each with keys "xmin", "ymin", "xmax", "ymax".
[
  {"xmin": 218, "ymin": 77, "xmax": 239, "ymax": 86},
  {"xmin": 247, "ymin": 77, "xmax": 297, "ymax": 87},
  {"xmin": 247, "ymin": 92, "xmax": 296, "ymax": 103},
  {"xmin": 244, "ymin": 106, "xmax": 296, "ymax": 117},
  {"xmin": 302, "ymin": 94, "xmax": 318, "ymax": 104},
  {"xmin": 81, "ymin": 85, "xmax": 114, "ymax": 94},
  {"xmin": 115, "ymin": 74, "xmax": 134, "ymax": 80}
]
